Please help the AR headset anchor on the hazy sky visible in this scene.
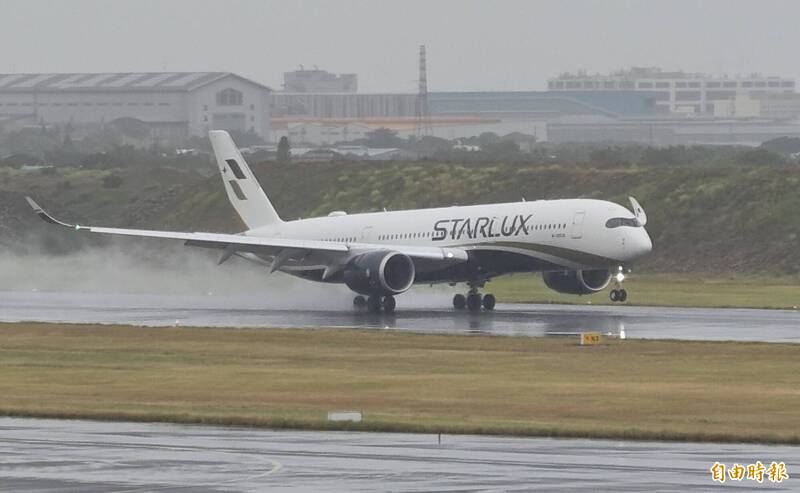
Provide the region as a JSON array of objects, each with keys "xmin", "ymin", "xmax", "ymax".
[{"xmin": 2, "ymin": 0, "xmax": 799, "ymax": 92}]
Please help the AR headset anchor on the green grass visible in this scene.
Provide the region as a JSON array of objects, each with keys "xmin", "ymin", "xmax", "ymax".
[
  {"xmin": 491, "ymin": 273, "xmax": 800, "ymax": 309},
  {"xmin": 1, "ymin": 322, "xmax": 798, "ymax": 443}
]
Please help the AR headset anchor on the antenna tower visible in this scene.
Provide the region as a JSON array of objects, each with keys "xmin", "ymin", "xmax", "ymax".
[{"xmin": 415, "ymin": 44, "xmax": 432, "ymax": 138}]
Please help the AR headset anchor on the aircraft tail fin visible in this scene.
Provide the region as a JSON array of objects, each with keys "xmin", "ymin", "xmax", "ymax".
[{"xmin": 209, "ymin": 130, "xmax": 283, "ymax": 229}]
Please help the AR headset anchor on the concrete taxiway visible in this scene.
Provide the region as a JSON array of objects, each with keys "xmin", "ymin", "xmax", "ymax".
[
  {"xmin": 0, "ymin": 291, "xmax": 798, "ymax": 342},
  {"xmin": 1, "ymin": 417, "xmax": 798, "ymax": 492}
]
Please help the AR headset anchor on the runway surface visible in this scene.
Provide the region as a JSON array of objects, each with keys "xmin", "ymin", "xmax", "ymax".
[
  {"xmin": 1, "ymin": 417, "xmax": 797, "ymax": 492},
  {"xmin": 1, "ymin": 290, "xmax": 799, "ymax": 342}
]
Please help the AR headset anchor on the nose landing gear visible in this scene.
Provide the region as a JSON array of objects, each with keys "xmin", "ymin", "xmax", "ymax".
[
  {"xmin": 609, "ymin": 266, "xmax": 628, "ymax": 303},
  {"xmin": 609, "ymin": 288, "xmax": 627, "ymax": 302}
]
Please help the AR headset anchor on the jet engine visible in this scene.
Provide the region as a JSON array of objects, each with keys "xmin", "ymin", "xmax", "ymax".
[
  {"xmin": 542, "ymin": 269, "xmax": 612, "ymax": 295},
  {"xmin": 343, "ymin": 251, "xmax": 415, "ymax": 296}
]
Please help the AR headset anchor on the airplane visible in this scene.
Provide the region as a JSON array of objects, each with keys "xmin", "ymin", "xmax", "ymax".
[{"xmin": 26, "ymin": 130, "xmax": 652, "ymax": 314}]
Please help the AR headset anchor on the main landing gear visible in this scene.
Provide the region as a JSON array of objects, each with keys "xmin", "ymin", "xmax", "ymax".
[
  {"xmin": 354, "ymin": 295, "xmax": 396, "ymax": 314},
  {"xmin": 453, "ymin": 283, "xmax": 496, "ymax": 312},
  {"xmin": 609, "ymin": 266, "xmax": 628, "ymax": 303}
]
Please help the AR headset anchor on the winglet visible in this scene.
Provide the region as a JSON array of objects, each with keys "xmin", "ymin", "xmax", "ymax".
[{"xmin": 25, "ymin": 196, "xmax": 80, "ymax": 229}]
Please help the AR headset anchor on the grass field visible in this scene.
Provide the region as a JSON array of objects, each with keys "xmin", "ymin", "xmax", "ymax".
[
  {"xmin": 1, "ymin": 323, "xmax": 798, "ymax": 444},
  {"xmin": 491, "ymin": 273, "xmax": 800, "ymax": 309}
]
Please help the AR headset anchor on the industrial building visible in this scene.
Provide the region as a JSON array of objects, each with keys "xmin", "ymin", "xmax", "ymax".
[
  {"xmin": 271, "ymin": 64, "xmax": 800, "ymax": 147},
  {"xmin": 0, "ymin": 72, "xmax": 272, "ymax": 146},
  {"xmin": 271, "ymin": 90, "xmax": 652, "ymax": 120},
  {"xmin": 282, "ymin": 68, "xmax": 357, "ymax": 93},
  {"xmin": 713, "ymin": 93, "xmax": 800, "ymax": 120},
  {"xmin": 548, "ymin": 67, "xmax": 795, "ymax": 114}
]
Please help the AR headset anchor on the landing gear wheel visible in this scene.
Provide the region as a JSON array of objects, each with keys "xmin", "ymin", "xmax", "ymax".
[
  {"xmin": 482, "ymin": 293, "xmax": 496, "ymax": 310},
  {"xmin": 353, "ymin": 295, "xmax": 366, "ymax": 308},
  {"xmin": 367, "ymin": 295, "xmax": 382, "ymax": 313},
  {"xmin": 382, "ymin": 295, "xmax": 396, "ymax": 314},
  {"xmin": 610, "ymin": 289, "xmax": 619, "ymax": 302},
  {"xmin": 618, "ymin": 289, "xmax": 628, "ymax": 302},
  {"xmin": 453, "ymin": 294, "xmax": 466, "ymax": 310},
  {"xmin": 466, "ymin": 293, "xmax": 482, "ymax": 311}
]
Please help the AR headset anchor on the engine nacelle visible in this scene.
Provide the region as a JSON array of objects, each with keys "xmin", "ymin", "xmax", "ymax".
[
  {"xmin": 343, "ymin": 250, "xmax": 415, "ymax": 296},
  {"xmin": 542, "ymin": 269, "xmax": 612, "ymax": 295}
]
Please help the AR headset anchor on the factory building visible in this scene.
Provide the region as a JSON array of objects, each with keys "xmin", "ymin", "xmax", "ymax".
[
  {"xmin": 283, "ymin": 68, "xmax": 357, "ymax": 93},
  {"xmin": 270, "ymin": 90, "xmax": 654, "ymax": 121},
  {"xmin": 548, "ymin": 67, "xmax": 796, "ymax": 114},
  {"xmin": 713, "ymin": 93, "xmax": 800, "ymax": 120},
  {"xmin": 0, "ymin": 72, "xmax": 272, "ymax": 146}
]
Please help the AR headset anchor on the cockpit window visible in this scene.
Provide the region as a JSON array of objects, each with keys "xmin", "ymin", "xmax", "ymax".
[{"xmin": 606, "ymin": 217, "xmax": 641, "ymax": 228}]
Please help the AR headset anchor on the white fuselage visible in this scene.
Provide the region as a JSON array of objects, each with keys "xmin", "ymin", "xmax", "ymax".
[{"xmin": 244, "ymin": 198, "xmax": 652, "ymax": 283}]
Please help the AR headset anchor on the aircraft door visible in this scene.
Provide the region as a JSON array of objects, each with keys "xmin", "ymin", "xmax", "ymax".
[
  {"xmin": 360, "ymin": 226, "xmax": 374, "ymax": 242},
  {"xmin": 571, "ymin": 211, "xmax": 585, "ymax": 239}
]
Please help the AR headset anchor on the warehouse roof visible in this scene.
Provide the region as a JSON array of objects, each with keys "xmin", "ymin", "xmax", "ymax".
[{"xmin": 0, "ymin": 72, "xmax": 270, "ymax": 92}]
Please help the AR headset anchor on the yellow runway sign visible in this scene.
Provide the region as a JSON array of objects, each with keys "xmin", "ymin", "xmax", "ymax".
[{"xmin": 580, "ymin": 332, "xmax": 602, "ymax": 345}]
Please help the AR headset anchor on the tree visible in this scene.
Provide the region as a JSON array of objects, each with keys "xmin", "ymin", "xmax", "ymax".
[
  {"xmin": 277, "ymin": 136, "xmax": 291, "ymax": 163},
  {"xmin": 364, "ymin": 128, "xmax": 405, "ymax": 148},
  {"xmin": 102, "ymin": 173, "xmax": 123, "ymax": 189}
]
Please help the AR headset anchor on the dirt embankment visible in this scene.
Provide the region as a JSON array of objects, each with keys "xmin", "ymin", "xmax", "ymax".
[{"xmin": 2, "ymin": 162, "xmax": 798, "ymax": 274}]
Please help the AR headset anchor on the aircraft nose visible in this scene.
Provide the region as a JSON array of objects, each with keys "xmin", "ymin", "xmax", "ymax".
[{"xmin": 627, "ymin": 229, "xmax": 652, "ymax": 260}]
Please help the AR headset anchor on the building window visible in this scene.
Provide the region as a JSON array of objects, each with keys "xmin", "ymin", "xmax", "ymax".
[
  {"xmin": 707, "ymin": 90, "xmax": 736, "ymax": 99},
  {"xmin": 742, "ymin": 81, "xmax": 753, "ymax": 87},
  {"xmin": 655, "ymin": 82, "xmax": 670, "ymax": 88},
  {"xmin": 203, "ymin": 104, "xmax": 208, "ymax": 111},
  {"xmin": 706, "ymin": 82, "xmax": 721, "ymax": 88},
  {"xmin": 675, "ymin": 91, "xmax": 701, "ymax": 101},
  {"xmin": 723, "ymin": 81, "xmax": 737, "ymax": 88},
  {"xmin": 675, "ymin": 82, "xmax": 687, "ymax": 88},
  {"xmin": 638, "ymin": 82, "xmax": 653, "ymax": 89},
  {"xmin": 688, "ymin": 82, "xmax": 700, "ymax": 88},
  {"xmin": 250, "ymin": 104, "xmax": 255, "ymax": 110},
  {"xmin": 216, "ymin": 88, "xmax": 243, "ymax": 106}
]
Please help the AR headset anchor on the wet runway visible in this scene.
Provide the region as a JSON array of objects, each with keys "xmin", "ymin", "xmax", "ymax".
[
  {"xmin": 0, "ymin": 417, "xmax": 797, "ymax": 492},
  {"xmin": 1, "ymin": 290, "xmax": 799, "ymax": 342}
]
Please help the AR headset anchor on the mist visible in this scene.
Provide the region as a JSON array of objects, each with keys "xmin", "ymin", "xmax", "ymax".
[{"xmin": 0, "ymin": 238, "xmax": 454, "ymax": 310}]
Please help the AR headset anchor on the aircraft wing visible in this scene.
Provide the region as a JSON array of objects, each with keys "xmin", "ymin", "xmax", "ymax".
[{"xmin": 25, "ymin": 197, "xmax": 467, "ymax": 266}]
